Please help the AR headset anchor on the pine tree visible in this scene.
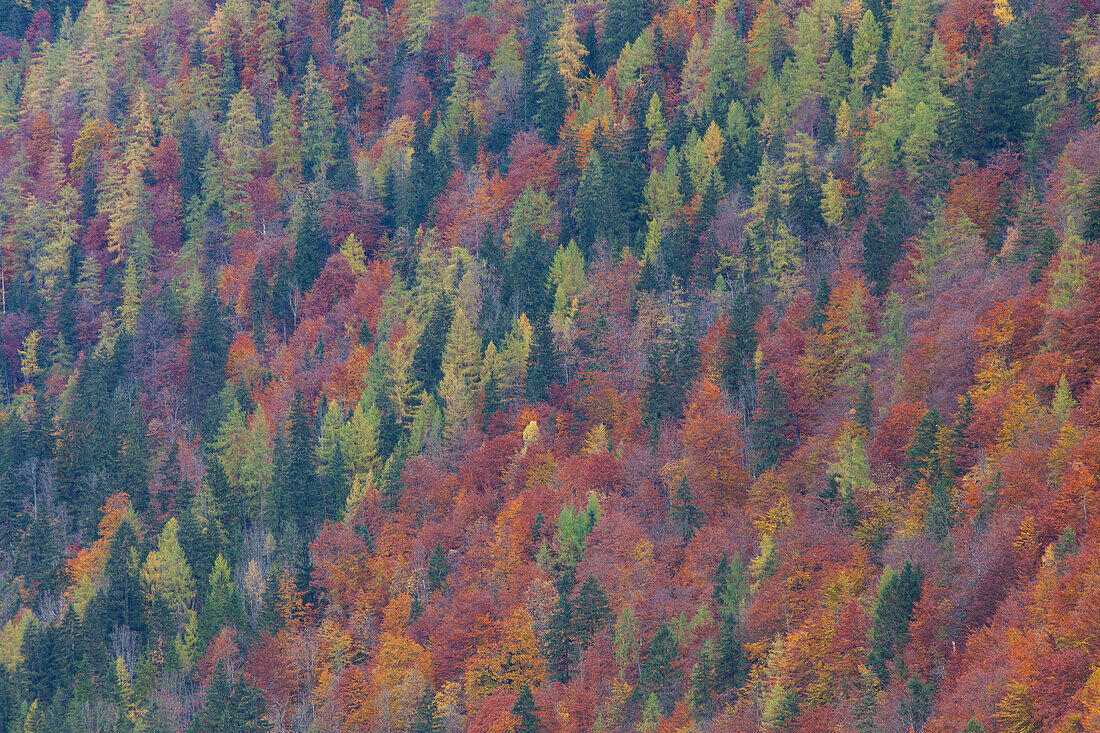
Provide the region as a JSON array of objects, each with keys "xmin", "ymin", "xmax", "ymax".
[{"xmin": 411, "ymin": 295, "xmax": 454, "ymax": 393}]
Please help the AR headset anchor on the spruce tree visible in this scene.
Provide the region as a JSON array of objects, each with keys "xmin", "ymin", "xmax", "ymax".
[
  {"xmin": 190, "ymin": 661, "xmax": 268, "ymax": 732},
  {"xmin": 861, "ymin": 218, "xmax": 893, "ymax": 296},
  {"xmin": 293, "ymin": 203, "xmax": 327, "ymax": 294},
  {"xmin": 689, "ymin": 642, "xmax": 718, "ymax": 718},
  {"xmin": 284, "ymin": 390, "xmax": 320, "ymax": 525},
  {"xmin": 1084, "ymin": 173, "xmax": 1100, "ymax": 242},
  {"xmin": 512, "ymin": 685, "xmax": 544, "ymax": 733},
  {"xmin": 411, "ymin": 295, "xmax": 453, "ymax": 393},
  {"xmin": 546, "ymin": 589, "xmax": 575, "ymax": 683},
  {"xmin": 185, "ymin": 285, "xmax": 229, "ymax": 441},
  {"xmin": 868, "ymin": 562, "xmax": 923, "ymax": 682},
  {"xmin": 411, "ymin": 687, "xmax": 442, "ymax": 733},
  {"xmin": 671, "ymin": 476, "xmax": 701, "ymax": 541},
  {"xmin": 715, "ymin": 613, "xmax": 747, "ymax": 691},
  {"xmin": 427, "ymin": 541, "xmax": 449, "ymax": 592},
  {"xmin": 640, "ymin": 624, "xmax": 679, "ymax": 712},
  {"xmin": 905, "ymin": 408, "xmax": 940, "ymax": 487},
  {"xmin": 753, "ymin": 370, "xmax": 794, "ymax": 472},
  {"xmin": 526, "ymin": 312, "xmax": 562, "ymax": 404},
  {"xmin": 573, "ymin": 575, "xmax": 611, "ymax": 643}
]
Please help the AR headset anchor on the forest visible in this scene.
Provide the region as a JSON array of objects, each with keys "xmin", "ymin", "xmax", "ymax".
[{"xmin": 1, "ymin": 0, "xmax": 1100, "ymax": 729}]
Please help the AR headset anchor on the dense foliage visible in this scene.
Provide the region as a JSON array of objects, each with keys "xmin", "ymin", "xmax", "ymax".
[{"xmin": 1, "ymin": 0, "xmax": 1100, "ymax": 729}]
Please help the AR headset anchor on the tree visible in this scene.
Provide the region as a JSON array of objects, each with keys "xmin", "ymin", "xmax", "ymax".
[
  {"xmin": 555, "ymin": 8, "xmax": 588, "ymax": 100},
  {"xmin": 640, "ymin": 624, "xmax": 679, "ymax": 712},
  {"xmin": 545, "ymin": 589, "xmax": 574, "ymax": 683},
  {"xmin": 190, "ymin": 660, "xmax": 269, "ymax": 732},
  {"xmin": 868, "ymin": 562, "xmax": 923, "ymax": 682},
  {"xmin": 671, "ymin": 476, "xmax": 702, "ymax": 541},
  {"xmin": 862, "ymin": 218, "xmax": 895, "ymax": 296},
  {"xmin": 512, "ymin": 685, "xmax": 544, "ymax": 733},
  {"xmin": 754, "ymin": 371, "xmax": 795, "ymax": 472},
  {"xmin": 525, "ymin": 312, "xmax": 561, "ymax": 403},
  {"xmin": 427, "ymin": 541, "xmax": 449, "ymax": 591},
  {"xmin": 689, "ymin": 641, "xmax": 718, "ymax": 718},
  {"xmin": 682, "ymin": 379, "xmax": 750, "ymax": 507},
  {"xmin": 301, "ymin": 58, "xmax": 336, "ymax": 180},
  {"xmin": 411, "ymin": 687, "xmax": 442, "ymax": 733},
  {"xmin": 412, "ymin": 294, "xmax": 453, "ymax": 392},
  {"xmin": 573, "ymin": 575, "xmax": 611, "ymax": 643},
  {"xmin": 196, "ymin": 554, "xmax": 244, "ymax": 653},
  {"xmin": 283, "ymin": 390, "xmax": 320, "ymax": 525},
  {"xmin": 140, "ymin": 518, "xmax": 196, "ymax": 632},
  {"xmin": 747, "ymin": 0, "xmax": 791, "ymax": 82},
  {"xmin": 1083, "ymin": 173, "xmax": 1100, "ymax": 242},
  {"xmin": 186, "ymin": 285, "xmax": 229, "ymax": 441},
  {"xmin": 293, "ymin": 201, "xmax": 328, "ymax": 293}
]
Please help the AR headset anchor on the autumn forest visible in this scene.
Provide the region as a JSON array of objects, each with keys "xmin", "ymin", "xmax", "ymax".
[{"xmin": 0, "ymin": 0, "xmax": 1099, "ymax": 729}]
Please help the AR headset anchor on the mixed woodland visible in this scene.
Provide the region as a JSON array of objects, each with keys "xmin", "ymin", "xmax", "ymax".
[{"xmin": 2, "ymin": 0, "xmax": 1100, "ymax": 729}]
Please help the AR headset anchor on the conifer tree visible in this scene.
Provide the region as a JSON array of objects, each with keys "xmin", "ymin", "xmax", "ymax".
[
  {"xmin": 753, "ymin": 370, "xmax": 794, "ymax": 471},
  {"xmin": 868, "ymin": 562, "xmax": 923, "ymax": 682},
  {"xmin": 186, "ymin": 285, "xmax": 229, "ymax": 441},
  {"xmin": 293, "ymin": 201, "xmax": 327, "ymax": 293},
  {"xmin": 411, "ymin": 687, "xmax": 443, "ymax": 733},
  {"xmin": 427, "ymin": 541, "xmax": 449, "ymax": 591},
  {"xmin": 525, "ymin": 312, "xmax": 561, "ymax": 404},
  {"xmin": 301, "ymin": 58, "xmax": 337, "ymax": 180},
  {"xmin": 573, "ymin": 575, "xmax": 611, "ymax": 643},
  {"xmin": 284, "ymin": 390, "xmax": 319, "ymax": 525},
  {"xmin": 512, "ymin": 685, "xmax": 544, "ymax": 733},
  {"xmin": 546, "ymin": 589, "xmax": 575, "ymax": 683}
]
